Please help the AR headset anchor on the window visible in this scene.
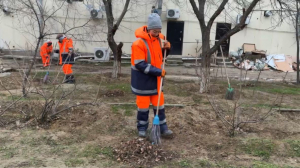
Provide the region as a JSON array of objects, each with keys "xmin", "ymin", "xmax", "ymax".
[{"xmin": 67, "ymin": 0, "xmax": 83, "ymax": 3}]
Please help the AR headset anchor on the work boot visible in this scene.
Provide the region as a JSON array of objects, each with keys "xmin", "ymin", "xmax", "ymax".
[
  {"xmin": 67, "ymin": 75, "xmax": 75, "ymax": 84},
  {"xmin": 70, "ymin": 75, "xmax": 75, "ymax": 83},
  {"xmin": 63, "ymin": 75, "xmax": 71, "ymax": 83},
  {"xmin": 64, "ymin": 75, "xmax": 75, "ymax": 84},
  {"xmin": 161, "ymin": 129, "xmax": 173, "ymax": 138},
  {"xmin": 160, "ymin": 124, "xmax": 173, "ymax": 138},
  {"xmin": 138, "ymin": 130, "xmax": 146, "ymax": 138}
]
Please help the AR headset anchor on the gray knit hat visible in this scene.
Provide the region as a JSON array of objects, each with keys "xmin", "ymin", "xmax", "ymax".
[{"xmin": 147, "ymin": 13, "xmax": 162, "ymax": 30}]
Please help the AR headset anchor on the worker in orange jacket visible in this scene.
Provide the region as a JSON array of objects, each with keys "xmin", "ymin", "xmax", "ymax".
[
  {"xmin": 56, "ymin": 34, "xmax": 75, "ymax": 84},
  {"xmin": 40, "ymin": 40, "xmax": 53, "ymax": 67},
  {"xmin": 131, "ymin": 13, "xmax": 172, "ymax": 138}
]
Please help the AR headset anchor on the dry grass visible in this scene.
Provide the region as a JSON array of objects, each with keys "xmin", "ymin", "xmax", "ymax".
[{"xmin": 0, "ymin": 66, "xmax": 299, "ymax": 168}]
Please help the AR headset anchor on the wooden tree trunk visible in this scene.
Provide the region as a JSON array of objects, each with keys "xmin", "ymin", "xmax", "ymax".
[
  {"xmin": 296, "ymin": 1, "xmax": 300, "ymax": 84},
  {"xmin": 200, "ymin": 62, "xmax": 211, "ymax": 93},
  {"xmin": 107, "ymin": 33, "xmax": 118, "ymax": 78},
  {"xmin": 112, "ymin": 58, "xmax": 118, "ymax": 78},
  {"xmin": 117, "ymin": 42, "xmax": 123, "ymax": 75},
  {"xmin": 103, "ymin": 0, "xmax": 129, "ymax": 78},
  {"xmin": 110, "ymin": 41, "xmax": 123, "ymax": 78},
  {"xmin": 200, "ymin": 32, "xmax": 211, "ymax": 93},
  {"xmin": 117, "ymin": 61, "xmax": 121, "ymax": 74}
]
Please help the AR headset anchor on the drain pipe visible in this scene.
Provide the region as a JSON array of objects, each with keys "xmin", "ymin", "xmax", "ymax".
[{"xmin": 157, "ymin": 0, "xmax": 162, "ymax": 16}]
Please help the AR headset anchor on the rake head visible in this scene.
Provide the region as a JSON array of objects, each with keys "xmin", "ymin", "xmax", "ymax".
[
  {"xmin": 150, "ymin": 115, "xmax": 161, "ymax": 145},
  {"xmin": 225, "ymin": 87, "xmax": 234, "ymax": 100}
]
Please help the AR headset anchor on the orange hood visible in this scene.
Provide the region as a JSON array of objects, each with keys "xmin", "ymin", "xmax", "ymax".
[{"xmin": 135, "ymin": 26, "xmax": 165, "ymax": 41}]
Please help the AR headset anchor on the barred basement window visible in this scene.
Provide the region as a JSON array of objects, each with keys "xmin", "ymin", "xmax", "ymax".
[{"xmin": 67, "ymin": 0, "xmax": 84, "ymax": 3}]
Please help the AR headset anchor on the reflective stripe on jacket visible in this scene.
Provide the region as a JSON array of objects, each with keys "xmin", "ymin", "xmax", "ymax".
[
  {"xmin": 58, "ymin": 37, "xmax": 73, "ymax": 65},
  {"xmin": 131, "ymin": 26, "xmax": 170, "ymax": 96},
  {"xmin": 40, "ymin": 42, "xmax": 53, "ymax": 57}
]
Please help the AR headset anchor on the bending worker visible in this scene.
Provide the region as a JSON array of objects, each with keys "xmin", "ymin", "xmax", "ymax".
[
  {"xmin": 131, "ymin": 13, "xmax": 173, "ymax": 138},
  {"xmin": 40, "ymin": 40, "xmax": 53, "ymax": 67},
  {"xmin": 56, "ymin": 34, "xmax": 75, "ymax": 84}
]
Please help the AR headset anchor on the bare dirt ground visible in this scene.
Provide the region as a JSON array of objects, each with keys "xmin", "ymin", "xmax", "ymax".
[
  {"xmin": 1, "ymin": 58, "xmax": 297, "ymax": 82},
  {"xmin": 0, "ymin": 58, "xmax": 300, "ymax": 168}
]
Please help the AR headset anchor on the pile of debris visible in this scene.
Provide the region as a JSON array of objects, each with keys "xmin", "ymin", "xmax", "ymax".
[
  {"xmin": 265, "ymin": 54, "xmax": 296, "ymax": 72},
  {"xmin": 113, "ymin": 138, "xmax": 177, "ymax": 167},
  {"xmin": 229, "ymin": 43, "xmax": 299, "ymax": 72},
  {"xmin": 104, "ymin": 89, "xmax": 125, "ymax": 97},
  {"xmin": 0, "ymin": 58, "xmax": 16, "ymax": 77}
]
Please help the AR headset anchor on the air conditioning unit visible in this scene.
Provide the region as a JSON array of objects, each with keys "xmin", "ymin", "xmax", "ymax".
[
  {"xmin": 88, "ymin": 4, "xmax": 106, "ymax": 19},
  {"xmin": 236, "ymin": 14, "xmax": 250, "ymax": 25},
  {"xmin": 2, "ymin": 7, "xmax": 12, "ymax": 14},
  {"xmin": 264, "ymin": 10, "xmax": 272, "ymax": 17},
  {"xmin": 94, "ymin": 47, "xmax": 110, "ymax": 61},
  {"xmin": 90, "ymin": 9, "xmax": 102, "ymax": 19},
  {"xmin": 2, "ymin": 0, "xmax": 12, "ymax": 15},
  {"xmin": 166, "ymin": 9, "xmax": 180, "ymax": 19}
]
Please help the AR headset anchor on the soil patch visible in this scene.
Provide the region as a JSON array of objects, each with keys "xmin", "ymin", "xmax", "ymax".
[
  {"xmin": 114, "ymin": 138, "xmax": 178, "ymax": 167},
  {"xmin": 104, "ymin": 89, "xmax": 125, "ymax": 97}
]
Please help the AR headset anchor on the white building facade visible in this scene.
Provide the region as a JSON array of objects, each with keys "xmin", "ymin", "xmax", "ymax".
[{"xmin": 0, "ymin": 0, "xmax": 297, "ymax": 58}]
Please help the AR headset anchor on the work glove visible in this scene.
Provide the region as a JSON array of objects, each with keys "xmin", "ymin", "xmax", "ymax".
[
  {"xmin": 163, "ymin": 41, "xmax": 171, "ymax": 50},
  {"xmin": 161, "ymin": 69, "xmax": 166, "ymax": 77},
  {"xmin": 69, "ymin": 48, "xmax": 74, "ymax": 54}
]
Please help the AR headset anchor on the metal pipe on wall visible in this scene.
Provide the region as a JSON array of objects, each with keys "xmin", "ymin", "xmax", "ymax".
[{"xmin": 157, "ymin": 0, "xmax": 162, "ymax": 16}]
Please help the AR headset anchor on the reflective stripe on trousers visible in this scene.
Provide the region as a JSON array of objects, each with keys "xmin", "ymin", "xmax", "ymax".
[
  {"xmin": 137, "ymin": 110, "xmax": 149, "ymax": 131},
  {"xmin": 131, "ymin": 86, "xmax": 157, "ymax": 95},
  {"xmin": 137, "ymin": 107, "xmax": 167, "ymax": 131},
  {"xmin": 136, "ymin": 91, "xmax": 167, "ymax": 131}
]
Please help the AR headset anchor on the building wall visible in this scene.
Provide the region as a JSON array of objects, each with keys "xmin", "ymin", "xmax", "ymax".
[
  {"xmin": 0, "ymin": 14, "xmax": 32, "ymax": 50},
  {"xmin": 230, "ymin": 10, "xmax": 296, "ymax": 56},
  {"xmin": 0, "ymin": 0, "xmax": 297, "ymax": 57}
]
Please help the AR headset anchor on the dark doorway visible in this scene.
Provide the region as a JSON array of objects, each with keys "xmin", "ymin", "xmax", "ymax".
[
  {"xmin": 166, "ymin": 21, "xmax": 184, "ymax": 55},
  {"xmin": 215, "ymin": 23, "xmax": 231, "ymax": 56}
]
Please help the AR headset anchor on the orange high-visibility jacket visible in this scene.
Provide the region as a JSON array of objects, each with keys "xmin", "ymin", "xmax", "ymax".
[
  {"xmin": 58, "ymin": 37, "xmax": 73, "ymax": 65},
  {"xmin": 40, "ymin": 42, "xmax": 53, "ymax": 57},
  {"xmin": 131, "ymin": 26, "xmax": 170, "ymax": 96}
]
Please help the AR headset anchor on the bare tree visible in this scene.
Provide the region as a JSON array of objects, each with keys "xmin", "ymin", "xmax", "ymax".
[
  {"xmin": 202, "ymin": 0, "xmax": 299, "ymax": 135},
  {"xmin": 0, "ymin": 0, "xmax": 107, "ymax": 124},
  {"xmin": 0, "ymin": 43, "xmax": 102, "ymax": 124},
  {"xmin": 208, "ymin": 65, "xmax": 288, "ymax": 136},
  {"xmin": 102, "ymin": 0, "xmax": 130, "ymax": 78},
  {"xmin": 296, "ymin": 0, "xmax": 299, "ymax": 84},
  {"xmin": 189, "ymin": 0, "xmax": 261, "ymax": 93},
  {"xmin": 16, "ymin": 0, "xmax": 46, "ymax": 97},
  {"xmin": 270, "ymin": 0, "xmax": 299, "ymax": 84},
  {"xmin": 10, "ymin": 0, "xmax": 99, "ymax": 96}
]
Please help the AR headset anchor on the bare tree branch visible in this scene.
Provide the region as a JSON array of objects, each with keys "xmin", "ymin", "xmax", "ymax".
[
  {"xmin": 115, "ymin": 0, "xmax": 130, "ymax": 31},
  {"xmin": 207, "ymin": 0, "xmax": 229, "ymax": 29},
  {"xmin": 189, "ymin": 0, "xmax": 206, "ymax": 29},
  {"xmin": 208, "ymin": 0, "xmax": 260, "ymax": 56},
  {"xmin": 102, "ymin": 0, "xmax": 130, "ymax": 78},
  {"xmin": 44, "ymin": 1, "xmax": 66, "ymax": 22}
]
